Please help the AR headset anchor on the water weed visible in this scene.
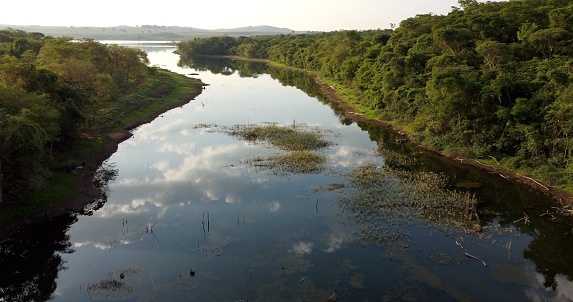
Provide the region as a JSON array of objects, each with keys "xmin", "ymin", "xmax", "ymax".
[
  {"xmin": 225, "ymin": 123, "xmax": 331, "ymax": 174},
  {"xmin": 341, "ymin": 163, "xmax": 480, "ymax": 246},
  {"xmin": 226, "ymin": 123, "xmax": 330, "ymax": 151}
]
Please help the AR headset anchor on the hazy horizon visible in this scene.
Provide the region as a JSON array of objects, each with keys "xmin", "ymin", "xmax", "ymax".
[{"xmin": 3, "ymin": 0, "xmax": 494, "ymax": 32}]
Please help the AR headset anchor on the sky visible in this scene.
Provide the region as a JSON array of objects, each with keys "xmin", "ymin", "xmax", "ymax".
[{"xmin": 3, "ymin": 0, "xmax": 470, "ymax": 31}]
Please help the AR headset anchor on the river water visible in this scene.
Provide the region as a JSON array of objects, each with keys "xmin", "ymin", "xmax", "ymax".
[{"xmin": 1, "ymin": 42, "xmax": 573, "ymax": 301}]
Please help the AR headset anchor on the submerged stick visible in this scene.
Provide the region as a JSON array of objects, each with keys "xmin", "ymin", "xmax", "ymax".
[
  {"xmin": 465, "ymin": 252, "xmax": 487, "ymax": 267},
  {"xmin": 506, "ymin": 239, "xmax": 512, "ymax": 260},
  {"xmin": 150, "ymin": 220, "xmax": 160, "ymax": 246},
  {"xmin": 202, "ymin": 212, "xmax": 206, "ymax": 233},
  {"xmin": 513, "ymin": 212, "xmax": 530, "ymax": 225}
]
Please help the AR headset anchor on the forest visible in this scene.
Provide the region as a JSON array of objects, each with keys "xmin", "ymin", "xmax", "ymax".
[
  {"xmin": 177, "ymin": 0, "xmax": 573, "ymax": 192},
  {"xmin": 0, "ymin": 29, "xmax": 150, "ymax": 203}
]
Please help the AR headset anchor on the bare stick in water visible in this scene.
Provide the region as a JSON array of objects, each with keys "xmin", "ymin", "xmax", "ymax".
[{"xmin": 465, "ymin": 252, "xmax": 487, "ymax": 267}]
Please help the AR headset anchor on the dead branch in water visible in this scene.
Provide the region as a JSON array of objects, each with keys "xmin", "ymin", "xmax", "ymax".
[
  {"xmin": 519, "ymin": 174, "xmax": 550, "ymax": 190},
  {"xmin": 465, "ymin": 252, "xmax": 487, "ymax": 267},
  {"xmin": 551, "ymin": 206, "xmax": 573, "ymax": 216},
  {"xmin": 513, "ymin": 212, "xmax": 530, "ymax": 225}
]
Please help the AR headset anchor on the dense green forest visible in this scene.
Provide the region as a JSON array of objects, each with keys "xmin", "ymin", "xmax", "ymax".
[
  {"xmin": 177, "ymin": 0, "xmax": 573, "ymax": 191},
  {"xmin": 0, "ymin": 29, "xmax": 150, "ymax": 203}
]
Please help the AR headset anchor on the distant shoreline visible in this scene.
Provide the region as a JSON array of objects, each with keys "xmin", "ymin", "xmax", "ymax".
[{"xmin": 0, "ymin": 24, "xmax": 315, "ymax": 41}]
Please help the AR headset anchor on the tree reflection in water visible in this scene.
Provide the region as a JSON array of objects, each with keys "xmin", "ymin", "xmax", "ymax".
[{"xmin": 0, "ymin": 213, "xmax": 77, "ymax": 301}]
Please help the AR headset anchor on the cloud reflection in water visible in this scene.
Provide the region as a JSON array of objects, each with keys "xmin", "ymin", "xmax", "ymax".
[{"xmin": 291, "ymin": 242, "xmax": 314, "ymax": 255}]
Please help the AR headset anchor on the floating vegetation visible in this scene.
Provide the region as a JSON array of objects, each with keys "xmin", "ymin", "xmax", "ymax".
[
  {"xmin": 349, "ymin": 273, "xmax": 365, "ymax": 289},
  {"xmin": 191, "ymin": 122, "xmax": 218, "ymax": 129},
  {"xmin": 226, "ymin": 123, "xmax": 330, "ymax": 151},
  {"xmin": 243, "ymin": 152, "xmax": 327, "ymax": 175},
  {"xmin": 191, "ymin": 122, "xmax": 218, "ymax": 133},
  {"xmin": 84, "ymin": 266, "xmax": 143, "ymax": 299},
  {"xmin": 489, "ymin": 262, "xmax": 536, "ymax": 286},
  {"xmin": 87, "ymin": 279, "xmax": 133, "ymax": 299},
  {"xmin": 195, "ymin": 232, "xmax": 232, "ymax": 257},
  {"xmin": 311, "ymin": 183, "xmax": 346, "ymax": 193},
  {"xmin": 340, "ymin": 163, "xmax": 480, "ymax": 246},
  {"xmin": 226, "ymin": 123, "xmax": 331, "ymax": 175}
]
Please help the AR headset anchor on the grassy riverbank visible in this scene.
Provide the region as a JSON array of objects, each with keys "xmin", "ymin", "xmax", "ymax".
[{"xmin": 0, "ymin": 68, "xmax": 205, "ymax": 229}]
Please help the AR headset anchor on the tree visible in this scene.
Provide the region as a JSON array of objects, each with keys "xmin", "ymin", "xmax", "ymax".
[
  {"xmin": 476, "ymin": 41, "xmax": 511, "ymax": 70},
  {"xmin": 433, "ymin": 26, "xmax": 476, "ymax": 57},
  {"xmin": 528, "ymin": 28, "xmax": 571, "ymax": 59}
]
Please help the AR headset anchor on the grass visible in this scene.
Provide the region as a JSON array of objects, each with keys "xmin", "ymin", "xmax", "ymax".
[
  {"xmin": 99, "ymin": 69, "xmax": 204, "ymax": 131},
  {"xmin": 0, "ymin": 172, "xmax": 76, "ymax": 224}
]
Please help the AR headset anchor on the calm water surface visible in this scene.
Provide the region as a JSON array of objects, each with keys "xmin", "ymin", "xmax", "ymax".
[{"xmin": 2, "ymin": 42, "xmax": 573, "ymax": 302}]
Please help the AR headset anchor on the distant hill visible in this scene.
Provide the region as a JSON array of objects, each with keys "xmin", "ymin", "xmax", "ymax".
[
  {"xmin": 213, "ymin": 25, "xmax": 295, "ymax": 34},
  {"xmin": 0, "ymin": 24, "xmax": 314, "ymax": 41}
]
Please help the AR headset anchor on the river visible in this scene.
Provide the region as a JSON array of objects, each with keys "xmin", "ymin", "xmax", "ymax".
[{"xmin": 1, "ymin": 42, "xmax": 573, "ymax": 301}]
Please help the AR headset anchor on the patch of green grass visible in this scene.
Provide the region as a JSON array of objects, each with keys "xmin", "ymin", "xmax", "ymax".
[
  {"xmin": 228, "ymin": 124, "xmax": 330, "ymax": 151},
  {"xmin": 319, "ymin": 79, "xmax": 379, "ymax": 119},
  {"xmin": 268, "ymin": 151, "xmax": 327, "ymax": 174},
  {"xmin": 0, "ymin": 172, "xmax": 75, "ymax": 224},
  {"xmin": 116, "ymin": 69, "xmax": 204, "ymax": 130},
  {"xmin": 32, "ymin": 172, "xmax": 77, "ymax": 207}
]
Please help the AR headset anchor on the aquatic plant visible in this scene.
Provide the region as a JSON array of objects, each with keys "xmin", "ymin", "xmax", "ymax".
[
  {"xmin": 87, "ymin": 279, "xmax": 133, "ymax": 299},
  {"xmin": 227, "ymin": 123, "xmax": 331, "ymax": 174},
  {"xmin": 341, "ymin": 163, "xmax": 480, "ymax": 246},
  {"xmin": 226, "ymin": 123, "xmax": 330, "ymax": 151}
]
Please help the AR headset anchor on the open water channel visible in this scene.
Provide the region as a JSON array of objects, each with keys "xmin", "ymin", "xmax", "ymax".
[{"xmin": 1, "ymin": 42, "xmax": 573, "ymax": 301}]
